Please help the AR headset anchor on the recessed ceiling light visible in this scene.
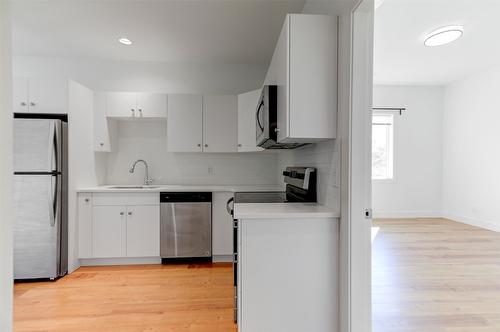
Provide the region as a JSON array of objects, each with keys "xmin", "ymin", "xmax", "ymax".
[
  {"xmin": 118, "ymin": 37, "xmax": 132, "ymax": 45},
  {"xmin": 424, "ymin": 25, "xmax": 463, "ymax": 47}
]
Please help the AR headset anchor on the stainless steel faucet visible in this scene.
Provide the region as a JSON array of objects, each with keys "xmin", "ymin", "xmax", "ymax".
[{"xmin": 129, "ymin": 159, "xmax": 153, "ymax": 185}]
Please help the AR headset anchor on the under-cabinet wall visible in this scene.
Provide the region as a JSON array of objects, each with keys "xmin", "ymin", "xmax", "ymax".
[{"xmin": 105, "ymin": 121, "xmax": 279, "ymax": 186}]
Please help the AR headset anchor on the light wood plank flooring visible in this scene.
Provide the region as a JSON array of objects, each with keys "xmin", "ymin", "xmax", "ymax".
[
  {"xmin": 373, "ymin": 218, "xmax": 500, "ymax": 332},
  {"xmin": 14, "ymin": 263, "xmax": 237, "ymax": 332}
]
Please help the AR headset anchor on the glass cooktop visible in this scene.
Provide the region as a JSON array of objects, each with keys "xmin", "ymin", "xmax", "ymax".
[{"xmin": 234, "ymin": 192, "xmax": 287, "ymax": 204}]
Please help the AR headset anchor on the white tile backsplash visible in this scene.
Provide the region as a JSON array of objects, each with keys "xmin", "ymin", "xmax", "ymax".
[
  {"xmin": 277, "ymin": 139, "xmax": 340, "ymax": 209},
  {"xmin": 105, "ymin": 121, "xmax": 279, "ymax": 186}
]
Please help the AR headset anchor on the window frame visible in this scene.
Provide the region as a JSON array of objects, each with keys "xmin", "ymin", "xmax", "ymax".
[{"xmin": 371, "ymin": 112, "xmax": 396, "ymax": 183}]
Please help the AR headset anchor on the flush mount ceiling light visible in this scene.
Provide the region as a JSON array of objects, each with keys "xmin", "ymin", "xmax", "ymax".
[
  {"xmin": 424, "ymin": 25, "xmax": 463, "ymax": 47},
  {"xmin": 118, "ymin": 37, "xmax": 132, "ymax": 45}
]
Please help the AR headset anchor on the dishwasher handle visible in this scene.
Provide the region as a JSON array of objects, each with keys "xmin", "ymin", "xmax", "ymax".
[{"xmin": 226, "ymin": 197, "xmax": 234, "ymax": 216}]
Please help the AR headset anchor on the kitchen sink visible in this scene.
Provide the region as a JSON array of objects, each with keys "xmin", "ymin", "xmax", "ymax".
[{"xmin": 107, "ymin": 185, "xmax": 160, "ymax": 189}]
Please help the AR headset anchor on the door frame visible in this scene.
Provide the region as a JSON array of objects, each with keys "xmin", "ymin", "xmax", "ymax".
[{"xmin": 339, "ymin": 0, "xmax": 374, "ymax": 331}]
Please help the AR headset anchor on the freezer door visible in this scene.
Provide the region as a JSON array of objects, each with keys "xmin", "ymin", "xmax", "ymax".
[
  {"xmin": 160, "ymin": 202, "xmax": 212, "ymax": 258},
  {"xmin": 14, "ymin": 119, "xmax": 61, "ymax": 172},
  {"xmin": 14, "ymin": 175, "xmax": 61, "ymax": 279}
]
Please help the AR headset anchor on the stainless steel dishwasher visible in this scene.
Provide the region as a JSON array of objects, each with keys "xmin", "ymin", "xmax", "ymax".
[{"xmin": 160, "ymin": 192, "xmax": 212, "ymax": 262}]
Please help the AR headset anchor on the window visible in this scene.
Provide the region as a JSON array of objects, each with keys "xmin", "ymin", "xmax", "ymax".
[{"xmin": 372, "ymin": 113, "xmax": 394, "ymax": 180}]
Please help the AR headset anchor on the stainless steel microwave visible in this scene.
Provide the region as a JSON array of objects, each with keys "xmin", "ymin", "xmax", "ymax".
[{"xmin": 255, "ymin": 85, "xmax": 308, "ymax": 149}]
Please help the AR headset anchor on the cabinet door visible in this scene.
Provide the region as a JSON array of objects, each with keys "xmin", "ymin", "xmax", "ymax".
[
  {"xmin": 126, "ymin": 205, "xmax": 160, "ymax": 257},
  {"xmin": 238, "ymin": 89, "xmax": 264, "ymax": 152},
  {"xmin": 92, "ymin": 205, "xmax": 126, "ymax": 258},
  {"xmin": 203, "ymin": 95, "xmax": 237, "ymax": 153},
  {"xmin": 93, "ymin": 92, "xmax": 117, "ymax": 152},
  {"xmin": 13, "ymin": 77, "xmax": 29, "ymax": 113},
  {"xmin": 167, "ymin": 94, "xmax": 203, "ymax": 152},
  {"xmin": 28, "ymin": 77, "xmax": 68, "ymax": 114},
  {"xmin": 212, "ymin": 192, "xmax": 234, "ymax": 257},
  {"xmin": 106, "ymin": 92, "xmax": 137, "ymax": 117},
  {"xmin": 137, "ymin": 93, "xmax": 167, "ymax": 118},
  {"xmin": 78, "ymin": 194, "xmax": 93, "ymax": 258}
]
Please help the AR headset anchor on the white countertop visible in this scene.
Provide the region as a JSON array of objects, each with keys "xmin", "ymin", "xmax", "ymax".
[
  {"xmin": 233, "ymin": 203, "xmax": 340, "ymax": 219},
  {"xmin": 77, "ymin": 184, "xmax": 284, "ymax": 193}
]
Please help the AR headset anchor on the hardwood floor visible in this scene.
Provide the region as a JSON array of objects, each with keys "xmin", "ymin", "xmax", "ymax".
[
  {"xmin": 373, "ymin": 218, "xmax": 500, "ymax": 332},
  {"xmin": 14, "ymin": 263, "xmax": 237, "ymax": 332}
]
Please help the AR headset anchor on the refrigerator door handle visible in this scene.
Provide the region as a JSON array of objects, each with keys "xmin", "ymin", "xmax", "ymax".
[
  {"xmin": 53, "ymin": 120, "xmax": 62, "ymax": 172},
  {"xmin": 49, "ymin": 175, "xmax": 59, "ymax": 227}
]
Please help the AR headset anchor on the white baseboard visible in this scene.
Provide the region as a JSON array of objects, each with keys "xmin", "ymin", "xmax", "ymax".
[
  {"xmin": 80, "ymin": 257, "xmax": 162, "ymax": 266},
  {"xmin": 443, "ymin": 213, "xmax": 500, "ymax": 233},
  {"xmin": 373, "ymin": 210, "xmax": 442, "ymax": 219},
  {"xmin": 212, "ymin": 255, "xmax": 232, "ymax": 263}
]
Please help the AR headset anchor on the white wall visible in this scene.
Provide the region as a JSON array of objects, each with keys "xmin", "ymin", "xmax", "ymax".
[
  {"xmin": 0, "ymin": 1, "xmax": 13, "ymax": 331},
  {"xmin": 106, "ymin": 121, "xmax": 278, "ymax": 185},
  {"xmin": 443, "ymin": 65, "xmax": 500, "ymax": 232},
  {"xmin": 13, "ymin": 56, "xmax": 267, "ymax": 95},
  {"xmin": 372, "ymin": 85, "xmax": 444, "ymax": 218}
]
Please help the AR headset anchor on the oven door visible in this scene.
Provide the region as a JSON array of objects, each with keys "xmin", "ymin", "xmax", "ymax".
[{"xmin": 255, "ymin": 88, "xmax": 269, "ymax": 147}]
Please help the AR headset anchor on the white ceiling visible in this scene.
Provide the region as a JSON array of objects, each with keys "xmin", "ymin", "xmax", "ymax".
[
  {"xmin": 11, "ymin": 0, "xmax": 305, "ymax": 64},
  {"xmin": 374, "ymin": 0, "xmax": 500, "ymax": 85}
]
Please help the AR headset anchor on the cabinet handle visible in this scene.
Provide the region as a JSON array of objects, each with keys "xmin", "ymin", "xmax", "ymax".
[
  {"xmin": 197, "ymin": 144, "xmax": 201, "ymax": 147},
  {"xmin": 20, "ymin": 102, "xmax": 27, "ymax": 106},
  {"xmin": 84, "ymin": 198, "xmax": 90, "ymax": 203},
  {"xmin": 120, "ymin": 212, "xmax": 125, "ymax": 216},
  {"xmin": 30, "ymin": 102, "xmax": 36, "ymax": 107},
  {"xmin": 131, "ymin": 108, "xmax": 135, "ymax": 116},
  {"xmin": 138, "ymin": 109, "xmax": 143, "ymax": 117},
  {"xmin": 99, "ymin": 142, "xmax": 104, "ymax": 147},
  {"xmin": 204, "ymin": 144, "xmax": 208, "ymax": 148},
  {"xmin": 238, "ymin": 144, "xmax": 242, "ymax": 147},
  {"xmin": 128, "ymin": 211, "xmax": 133, "ymax": 216}
]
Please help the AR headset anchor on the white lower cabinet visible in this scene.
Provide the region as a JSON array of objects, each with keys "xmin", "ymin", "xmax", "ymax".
[
  {"xmin": 93, "ymin": 205, "xmax": 127, "ymax": 258},
  {"xmin": 212, "ymin": 192, "xmax": 234, "ymax": 258},
  {"xmin": 78, "ymin": 193, "xmax": 160, "ymax": 259},
  {"xmin": 126, "ymin": 205, "xmax": 159, "ymax": 257}
]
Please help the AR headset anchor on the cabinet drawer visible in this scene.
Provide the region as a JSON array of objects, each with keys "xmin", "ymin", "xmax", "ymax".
[{"xmin": 93, "ymin": 193, "xmax": 159, "ymax": 206}]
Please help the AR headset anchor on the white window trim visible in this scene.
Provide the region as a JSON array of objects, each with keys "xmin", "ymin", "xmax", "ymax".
[{"xmin": 372, "ymin": 112, "xmax": 395, "ymax": 183}]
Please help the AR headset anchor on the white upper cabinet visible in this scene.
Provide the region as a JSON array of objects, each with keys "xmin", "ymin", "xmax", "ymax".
[
  {"xmin": 106, "ymin": 92, "xmax": 136, "ymax": 117},
  {"xmin": 264, "ymin": 14, "xmax": 338, "ymax": 143},
  {"xmin": 203, "ymin": 95, "xmax": 238, "ymax": 153},
  {"xmin": 238, "ymin": 89, "xmax": 263, "ymax": 152},
  {"xmin": 93, "ymin": 92, "xmax": 117, "ymax": 152},
  {"xmin": 13, "ymin": 76, "xmax": 68, "ymax": 114},
  {"xmin": 167, "ymin": 94, "xmax": 203, "ymax": 152},
  {"xmin": 137, "ymin": 93, "xmax": 168, "ymax": 118},
  {"xmin": 13, "ymin": 77, "xmax": 29, "ymax": 113},
  {"xmin": 106, "ymin": 92, "xmax": 167, "ymax": 118}
]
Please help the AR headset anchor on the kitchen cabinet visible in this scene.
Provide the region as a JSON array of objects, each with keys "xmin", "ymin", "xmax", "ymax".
[
  {"xmin": 78, "ymin": 193, "xmax": 160, "ymax": 259},
  {"xmin": 212, "ymin": 192, "xmax": 234, "ymax": 258},
  {"xmin": 237, "ymin": 89, "xmax": 263, "ymax": 152},
  {"xmin": 13, "ymin": 76, "xmax": 68, "ymax": 114},
  {"xmin": 106, "ymin": 92, "xmax": 167, "ymax": 118},
  {"xmin": 264, "ymin": 14, "xmax": 337, "ymax": 143},
  {"xmin": 93, "ymin": 205, "xmax": 127, "ymax": 258},
  {"xmin": 93, "ymin": 92, "xmax": 117, "ymax": 152},
  {"xmin": 126, "ymin": 205, "xmax": 159, "ymax": 257},
  {"xmin": 203, "ymin": 95, "xmax": 238, "ymax": 153},
  {"xmin": 167, "ymin": 94, "xmax": 203, "ymax": 152},
  {"xmin": 167, "ymin": 94, "xmax": 238, "ymax": 153},
  {"xmin": 78, "ymin": 194, "xmax": 93, "ymax": 259}
]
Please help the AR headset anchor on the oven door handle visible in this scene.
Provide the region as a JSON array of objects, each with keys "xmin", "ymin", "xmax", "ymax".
[{"xmin": 226, "ymin": 197, "xmax": 234, "ymax": 216}]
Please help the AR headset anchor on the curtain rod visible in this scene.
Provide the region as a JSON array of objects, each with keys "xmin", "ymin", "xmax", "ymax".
[{"xmin": 372, "ymin": 107, "xmax": 406, "ymax": 115}]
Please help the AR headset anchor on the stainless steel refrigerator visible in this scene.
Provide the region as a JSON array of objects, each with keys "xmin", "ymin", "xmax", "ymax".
[{"xmin": 13, "ymin": 116, "xmax": 68, "ymax": 280}]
